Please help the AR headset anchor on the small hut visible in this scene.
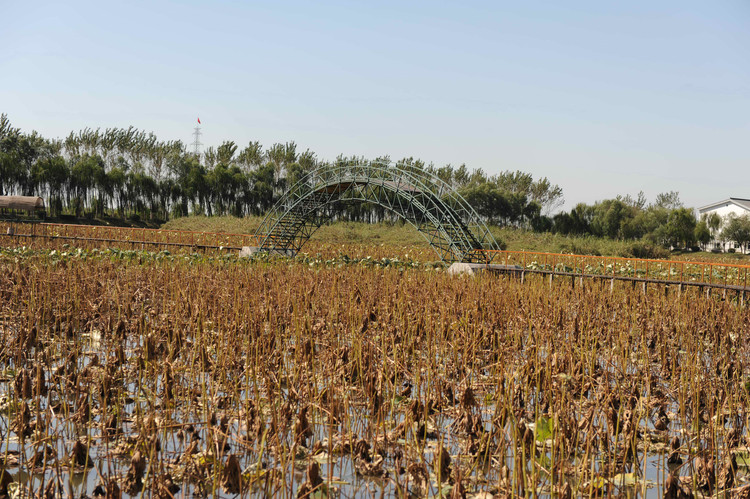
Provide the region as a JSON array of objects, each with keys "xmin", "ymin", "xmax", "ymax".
[{"xmin": 0, "ymin": 196, "xmax": 46, "ymax": 218}]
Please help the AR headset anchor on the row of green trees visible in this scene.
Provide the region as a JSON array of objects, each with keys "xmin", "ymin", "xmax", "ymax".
[
  {"xmin": 0, "ymin": 114, "xmax": 563, "ymax": 225},
  {"xmin": 0, "ymin": 115, "xmax": 279, "ymax": 219},
  {"xmin": 549, "ymin": 191, "xmax": 750, "ymax": 253},
  {"xmin": 3, "ymin": 114, "xmax": 746, "ymax": 253}
]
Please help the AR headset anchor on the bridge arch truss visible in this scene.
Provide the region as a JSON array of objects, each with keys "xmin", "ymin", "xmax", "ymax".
[{"xmin": 255, "ymin": 161, "xmax": 499, "ymax": 263}]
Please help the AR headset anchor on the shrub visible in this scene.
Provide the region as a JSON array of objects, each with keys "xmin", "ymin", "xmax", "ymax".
[
  {"xmin": 621, "ymin": 242, "xmax": 670, "ymax": 260},
  {"xmin": 559, "ymin": 241, "xmax": 601, "ymax": 256}
]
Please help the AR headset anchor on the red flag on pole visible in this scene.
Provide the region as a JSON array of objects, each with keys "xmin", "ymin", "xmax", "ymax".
[{"xmin": 197, "ymin": 117, "xmax": 201, "ymax": 124}]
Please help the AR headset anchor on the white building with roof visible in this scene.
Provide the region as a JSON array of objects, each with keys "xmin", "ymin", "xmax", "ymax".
[{"xmin": 698, "ymin": 197, "xmax": 750, "ymax": 252}]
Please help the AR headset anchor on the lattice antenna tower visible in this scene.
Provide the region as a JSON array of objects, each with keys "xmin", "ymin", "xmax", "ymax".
[{"xmin": 192, "ymin": 120, "xmax": 203, "ymax": 159}]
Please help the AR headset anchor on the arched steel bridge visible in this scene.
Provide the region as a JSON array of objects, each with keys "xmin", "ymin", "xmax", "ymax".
[{"xmin": 254, "ymin": 161, "xmax": 500, "ymax": 263}]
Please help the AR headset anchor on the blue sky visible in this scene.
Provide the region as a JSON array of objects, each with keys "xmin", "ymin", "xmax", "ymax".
[{"xmin": 1, "ymin": 0, "xmax": 748, "ymax": 210}]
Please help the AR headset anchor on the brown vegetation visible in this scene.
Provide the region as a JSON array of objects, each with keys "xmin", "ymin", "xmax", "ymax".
[{"xmin": 0, "ymin": 250, "xmax": 749, "ymax": 496}]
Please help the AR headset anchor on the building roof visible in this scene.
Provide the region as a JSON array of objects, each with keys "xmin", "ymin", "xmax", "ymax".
[
  {"xmin": 0, "ymin": 196, "xmax": 45, "ymax": 211},
  {"xmin": 698, "ymin": 197, "xmax": 750, "ymax": 214}
]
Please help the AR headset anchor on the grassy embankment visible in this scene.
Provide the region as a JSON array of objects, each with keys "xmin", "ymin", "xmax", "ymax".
[
  {"xmin": 161, "ymin": 215, "xmax": 626, "ymax": 251},
  {"xmin": 161, "ymin": 215, "xmax": 750, "ymax": 264}
]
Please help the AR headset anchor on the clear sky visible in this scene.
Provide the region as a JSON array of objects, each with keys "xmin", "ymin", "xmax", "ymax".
[{"xmin": 1, "ymin": 0, "xmax": 748, "ymax": 211}]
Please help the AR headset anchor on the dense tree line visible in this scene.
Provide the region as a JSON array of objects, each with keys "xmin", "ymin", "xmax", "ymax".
[
  {"xmin": 1, "ymin": 114, "xmax": 280, "ymax": 219},
  {"xmin": 547, "ymin": 191, "xmax": 750, "ymax": 253},
  {"xmin": 4, "ymin": 114, "xmax": 745, "ymax": 254},
  {"xmin": 0, "ymin": 114, "xmax": 563, "ymax": 226}
]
